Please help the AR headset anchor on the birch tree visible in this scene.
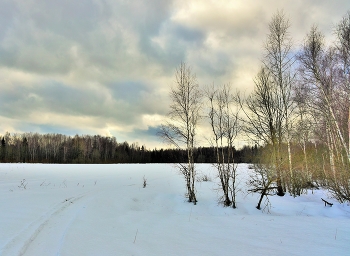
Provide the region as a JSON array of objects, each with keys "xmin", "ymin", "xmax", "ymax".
[
  {"xmin": 160, "ymin": 62, "xmax": 202, "ymax": 204},
  {"xmin": 264, "ymin": 10, "xmax": 296, "ymax": 195},
  {"xmin": 335, "ymin": 11, "xmax": 350, "ymax": 157},
  {"xmin": 206, "ymin": 84, "xmax": 241, "ymax": 208}
]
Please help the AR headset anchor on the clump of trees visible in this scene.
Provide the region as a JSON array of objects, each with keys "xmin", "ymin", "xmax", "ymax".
[
  {"xmin": 296, "ymin": 15, "xmax": 350, "ymax": 202},
  {"xmin": 160, "ymin": 10, "xmax": 350, "ymax": 207},
  {"xmin": 244, "ymin": 10, "xmax": 350, "ymax": 206}
]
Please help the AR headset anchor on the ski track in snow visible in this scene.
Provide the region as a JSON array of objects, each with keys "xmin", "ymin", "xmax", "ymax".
[
  {"xmin": 1, "ymin": 191, "xmax": 94, "ymax": 256},
  {"xmin": 55, "ymin": 204, "xmax": 84, "ymax": 256}
]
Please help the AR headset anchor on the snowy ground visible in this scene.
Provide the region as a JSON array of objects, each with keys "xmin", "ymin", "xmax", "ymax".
[{"xmin": 0, "ymin": 163, "xmax": 349, "ymax": 256}]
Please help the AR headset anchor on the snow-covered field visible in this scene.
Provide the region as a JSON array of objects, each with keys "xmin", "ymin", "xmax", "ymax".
[{"xmin": 0, "ymin": 163, "xmax": 349, "ymax": 256}]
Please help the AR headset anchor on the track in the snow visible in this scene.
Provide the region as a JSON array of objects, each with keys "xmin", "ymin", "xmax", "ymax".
[{"xmin": 2, "ymin": 193, "xmax": 93, "ymax": 256}]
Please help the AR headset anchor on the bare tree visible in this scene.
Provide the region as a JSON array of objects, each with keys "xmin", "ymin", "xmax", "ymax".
[
  {"xmin": 241, "ymin": 11, "xmax": 298, "ymax": 197},
  {"xmin": 206, "ymin": 84, "xmax": 241, "ymax": 208},
  {"xmin": 160, "ymin": 62, "xmax": 202, "ymax": 204},
  {"xmin": 264, "ymin": 10, "xmax": 297, "ymax": 195},
  {"xmin": 242, "ymin": 67, "xmax": 285, "ymax": 196}
]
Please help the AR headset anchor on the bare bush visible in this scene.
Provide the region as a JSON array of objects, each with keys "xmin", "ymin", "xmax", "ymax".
[{"xmin": 143, "ymin": 176, "xmax": 147, "ymax": 188}]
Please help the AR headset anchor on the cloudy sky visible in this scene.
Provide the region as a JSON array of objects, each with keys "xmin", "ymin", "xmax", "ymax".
[{"xmin": 0, "ymin": 0, "xmax": 349, "ymax": 149}]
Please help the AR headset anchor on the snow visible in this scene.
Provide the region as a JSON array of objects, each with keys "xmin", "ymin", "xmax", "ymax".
[{"xmin": 0, "ymin": 163, "xmax": 349, "ymax": 256}]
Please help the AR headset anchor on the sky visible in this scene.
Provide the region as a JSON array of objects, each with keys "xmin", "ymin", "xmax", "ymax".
[{"xmin": 0, "ymin": 0, "xmax": 350, "ymax": 149}]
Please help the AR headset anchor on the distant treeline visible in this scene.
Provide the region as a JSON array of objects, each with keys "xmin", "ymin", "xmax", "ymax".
[{"xmin": 0, "ymin": 132, "xmax": 257, "ymax": 164}]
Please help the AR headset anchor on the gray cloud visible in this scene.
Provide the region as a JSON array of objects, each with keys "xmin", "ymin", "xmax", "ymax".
[
  {"xmin": 18, "ymin": 123, "xmax": 86, "ymax": 137},
  {"xmin": 0, "ymin": 0, "xmax": 349, "ymax": 148},
  {"xmin": 120, "ymin": 125, "xmax": 162, "ymax": 146}
]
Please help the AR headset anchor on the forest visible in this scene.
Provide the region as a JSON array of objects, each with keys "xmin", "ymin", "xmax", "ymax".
[{"xmin": 0, "ymin": 132, "xmax": 257, "ymax": 164}]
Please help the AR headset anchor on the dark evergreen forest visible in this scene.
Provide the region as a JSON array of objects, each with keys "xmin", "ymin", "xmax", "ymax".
[{"xmin": 0, "ymin": 132, "xmax": 257, "ymax": 164}]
